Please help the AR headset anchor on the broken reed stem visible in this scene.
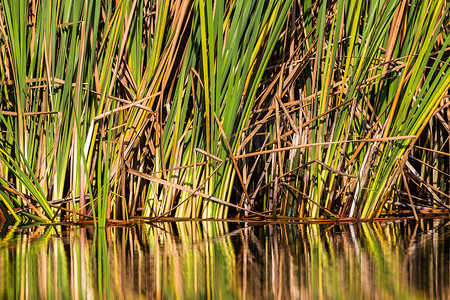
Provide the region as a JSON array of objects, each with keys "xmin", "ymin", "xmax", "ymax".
[
  {"xmin": 282, "ymin": 182, "xmax": 339, "ymax": 218},
  {"xmin": 401, "ymin": 169, "xmax": 419, "ymax": 221},
  {"xmin": 136, "ymin": 135, "xmax": 416, "ymax": 177},
  {"xmin": 150, "ymin": 161, "xmax": 224, "ymax": 221},
  {"xmin": 234, "ymin": 136, "xmax": 416, "ymax": 159},
  {"xmin": 127, "ymin": 168, "xmax": 266, "ymax": 218}
]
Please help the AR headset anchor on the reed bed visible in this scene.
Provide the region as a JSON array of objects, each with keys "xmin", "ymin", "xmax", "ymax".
[{"xmin": 0, "ymin": 0, "xmax": 449, "ymax": 224}]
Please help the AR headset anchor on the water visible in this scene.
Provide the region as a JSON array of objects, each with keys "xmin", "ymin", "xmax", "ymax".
[{"xmin": 1, "ymin": 219, "xmax": 450, "ymax": 299}]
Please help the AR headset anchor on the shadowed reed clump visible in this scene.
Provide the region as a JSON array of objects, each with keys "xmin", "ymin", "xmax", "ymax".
[{"xmin": 0, "ymin": 0, "xmax": 449, "ymax": 225}]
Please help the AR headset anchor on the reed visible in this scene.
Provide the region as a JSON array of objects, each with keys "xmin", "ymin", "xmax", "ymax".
[{"xmin": 0, "ymin": 0, "xmax": 449, "ymax": 223}]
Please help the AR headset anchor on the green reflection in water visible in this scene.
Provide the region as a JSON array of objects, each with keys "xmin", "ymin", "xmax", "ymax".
[{"xmin": 0, "ymin": 219, "xmax": 449, "ymax": 299}]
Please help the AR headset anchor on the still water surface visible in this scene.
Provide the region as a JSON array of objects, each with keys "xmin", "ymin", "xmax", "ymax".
[{"xmin": 1, "ymin": 219, "xmax": 450, "ymax": 299}]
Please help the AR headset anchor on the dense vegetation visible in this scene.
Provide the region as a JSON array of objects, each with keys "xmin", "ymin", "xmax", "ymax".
[{"xmin": 0, "ymin": 0, "xmax": 449, "ymax": 225}]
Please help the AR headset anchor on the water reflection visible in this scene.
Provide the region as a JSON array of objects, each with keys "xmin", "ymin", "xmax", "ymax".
[{"xmin": 1, "ymin": 219, "xmax": 449, "ymax": 299}]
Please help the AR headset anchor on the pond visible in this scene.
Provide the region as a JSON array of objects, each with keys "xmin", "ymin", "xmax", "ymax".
[{"xmin": 1, "ymin": 219, "xmax": 449, "ymax": 299}]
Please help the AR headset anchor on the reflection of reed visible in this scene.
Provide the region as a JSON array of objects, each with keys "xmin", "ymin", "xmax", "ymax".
[{"xmin": 0, "ymin": 220, "xmax": 450, "ymax": 299}]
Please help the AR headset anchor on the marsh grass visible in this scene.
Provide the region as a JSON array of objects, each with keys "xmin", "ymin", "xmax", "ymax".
[{"xmin": 0, "ymin": 0, "xmax": 449, "ymax": 224}]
